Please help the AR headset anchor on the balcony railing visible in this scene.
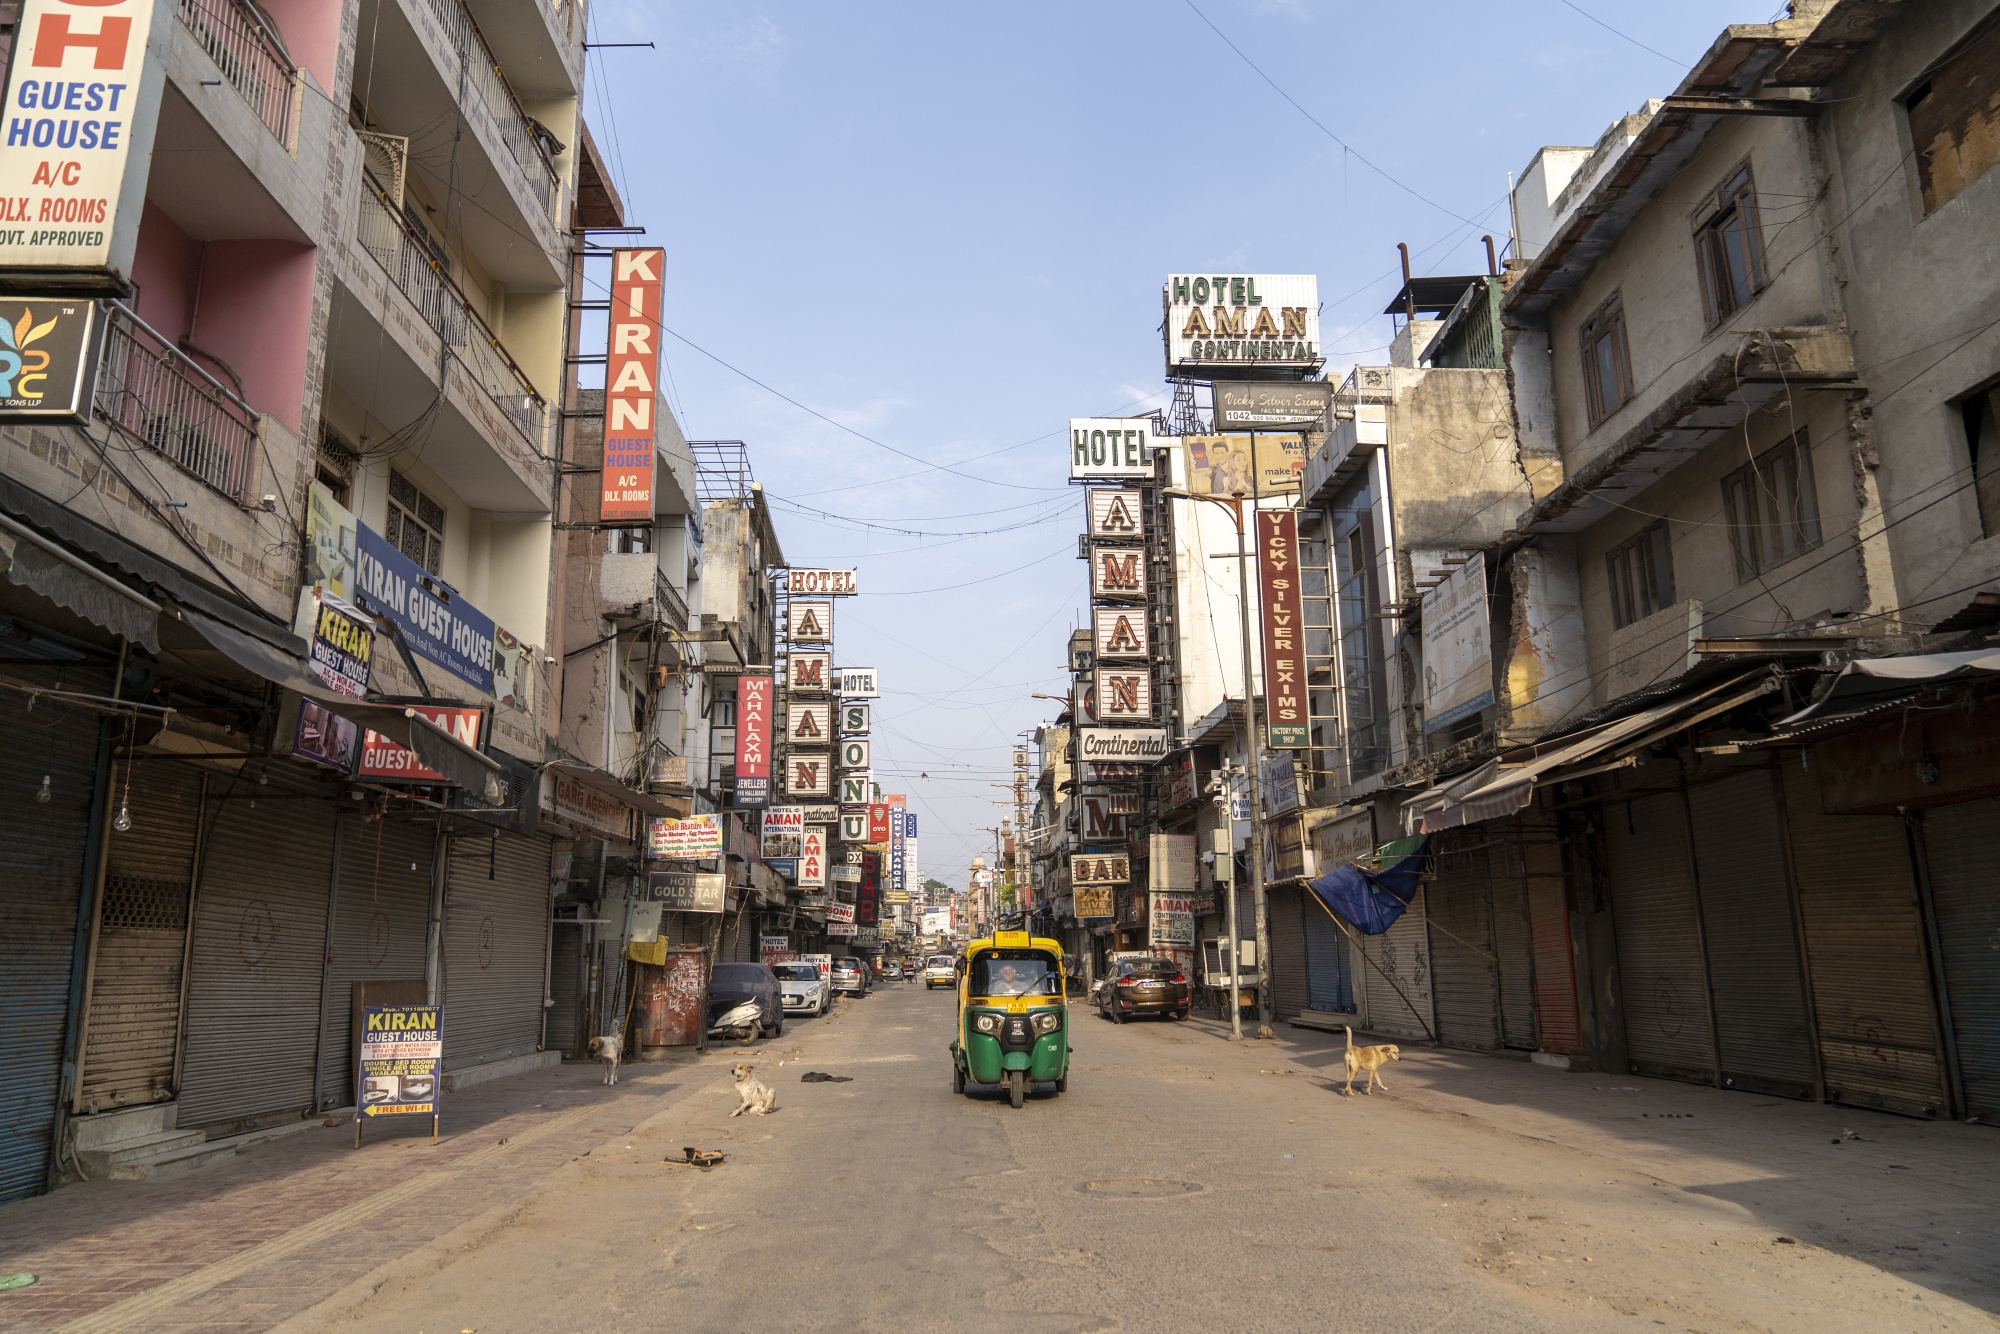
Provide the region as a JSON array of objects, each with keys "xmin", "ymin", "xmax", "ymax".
[
  {"xmin": 356, "ymin": 174, "xmax": 547, "ymax": 452},
  {"xmin": 421, "ymin": 0, "xmax": 561, "ymax": 218},
  {"xmin": 656, "ymin": 567, "xmax": 690, "ymax": 632},
  {"xmin": 95, "ymin": 307, "xmax": 259, "ymax": 503},
  {"xmin": 177, "ymin": 0, "xmax": 296, "ymax": 144}
]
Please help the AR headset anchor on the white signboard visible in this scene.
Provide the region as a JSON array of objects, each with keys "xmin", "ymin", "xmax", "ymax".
[
  {"xmin": 1149, "ymin": 891, "xmax": 1200, "ymax": 947},
  {"xmin": 1148, "ymin": 833, "xmax": 1198, "ymax": 892},
  {"xmin": 785, "ymin": 754, "xmax": 830, "ymax": 798},
  {"xmin": 838, "ymin": 773, "xmax": 871, "ymax": 807},
  {"xmin": 763, "ymin": 806, "xmax": 804, "ymax": 834},
  {"xmin": 837, "ymin": 667, "xmax": 879, "ymax": 698},
  {"xmin": 1069, "ymin": 418, "xmax": 1157, "ymax": 480},
  {"xmin": 1421, "ymin": 559, "xmax": 1494, "ymax": 733},
  {"xmin": 839, "ymin": 702, "xmax": 870, "ymax": 735},
  {"xmin": 1092, "ymin": 666, "xmax": 1152, "ymax": 722},
  {"xmin": 1093, "ymin": 607, "xmax": 1148, "ymax": 660},
  {"xmin": 798, "ymin": 825, "xmax": 828, "ymax": 888},
  {"xmin": 1076, "ymin": 727, "xmax": 1170, "ymax": 763},
  {"xmin": 800, "ymin": 803, "xmax": 839, "ymax": 823},
  {"xmin": 787, "ymin": 652, "xmax": 831, "ymax": 693},
  {"xmin": 839, "ymin": 811, "xmax": 868, "ymax": 842},
  {"xmin": 786, "ymin": 701, "xmax": 832, "ymax": 744},
  {"xmin": 788, "ymin": 600, "xmax": 833, "ymax": 643},
  {"xmin": 839, "ymin": 738, "xmax": 870, "ymax": 770},
  {"xmin": 1090, "ymin": 546, "xmax": 1146, "ymax": 600},
  {"xmin": 0, "ymin": 0, "xmax": 172, "ymax": 289},
  {"xmin": 1087, "ymin": 489, "xmax": 1146, "ymax": 540},
  {"xmin": 1164, "ymin": 274, "xmax": 1321, "ymax": 374},
  {"xmin": 788, "ymin": 568, "xmax": 858, "ymax": 596}
]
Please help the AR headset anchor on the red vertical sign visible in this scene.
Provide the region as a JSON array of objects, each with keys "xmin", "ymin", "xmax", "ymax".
[
  {"xmin": 858, "ymin": 850, "xmax": 881, "ymax": 926},
  {"xmin": 601, "ymin": 248, "xmax": 663, "ymax": 522},
  {"xmin": 734, "ymin": 675, "xmax": 772, "ymax": 808},
  {"xmin": 868, "ymin": 803, "xmax": 890, "ymax": 844},
  {"xmin": 1257, "ymin": 510, "xmax": 1309, "ymax": 748}
]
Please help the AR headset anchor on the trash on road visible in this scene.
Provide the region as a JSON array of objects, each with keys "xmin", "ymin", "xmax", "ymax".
[
  {"xmin": 0, "ymin": 1274, "xmax": 35, "ymax": 1291},
  {"xmin": 800, "ymin": 1071, "xmax": 853, "ymax": 1083},
  {"xmin": 665, "ymin": 1147, "xmax": 726, "ymax": 1171}
]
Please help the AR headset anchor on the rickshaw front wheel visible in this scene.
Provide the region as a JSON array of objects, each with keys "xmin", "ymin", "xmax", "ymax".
[
  {"xmin": 1008, "ymin": 1069, "xmax": 1026, "ymax": 1108},
  {"xmin": 953, "ymin": 1064, "xmax": 966, "ymax": 1094},
  {"xmin": 1054, "ymin": 1072, "xmax": 1067, "ymax": 1094}
]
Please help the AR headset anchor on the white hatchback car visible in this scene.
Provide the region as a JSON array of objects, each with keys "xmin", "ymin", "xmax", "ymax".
[
  {"xmin": 774, "ymin": 961, "xmax": 830, "ymax": 1017},
  {"xmin": 921, "ymin": 955, "xmax": 958, "ymax": 990}
]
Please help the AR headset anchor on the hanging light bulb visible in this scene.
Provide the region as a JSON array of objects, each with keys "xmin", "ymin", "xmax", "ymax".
[
  {"xmin": 112, "ymin": 803, "xmax": 132, "ymax": 833},
  {"xmin": 36, "ymin": 775, "xmax": 51, "ymax": 803}
]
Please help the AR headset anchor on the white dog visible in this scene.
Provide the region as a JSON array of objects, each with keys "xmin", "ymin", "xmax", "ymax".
[
  {"xmin": 730, "ymin": 1062, "xmax": 778, "ymax": 1116},
  {"xmin": 1342, "ymin": 1025, "xmax": 1401, "ymax": 1096},
  {"xmin": 588, "ymin": 1034, "xmax": 623, "ymax": 1085}
]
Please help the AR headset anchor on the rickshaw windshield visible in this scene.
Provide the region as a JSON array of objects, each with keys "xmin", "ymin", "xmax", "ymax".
[{"xmin": 968, "ymin": 950, "xmax": 1061, "ymax": 997}]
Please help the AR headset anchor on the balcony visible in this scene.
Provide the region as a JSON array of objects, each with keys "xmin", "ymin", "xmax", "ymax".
[
  {"xmin": 176, "ymin": 0, "xmax": 296, "ymax": 145},
  {"xmin": 415, "ymin": 0, "xmax": 560, "ymax": 214},
  {"xmin": 94, "ymin": 307, "xmax": 259, "ymax": 503}
]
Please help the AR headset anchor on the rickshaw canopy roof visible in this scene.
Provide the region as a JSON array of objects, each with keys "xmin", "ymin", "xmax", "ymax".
[{"xmin": 966, "ymin": 931, "xmax": 1062, "ymax": 960}]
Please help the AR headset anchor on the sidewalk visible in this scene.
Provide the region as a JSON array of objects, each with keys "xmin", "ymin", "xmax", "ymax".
[
  {"xmin": 0, "ymin": 1045, "xmax": 759, "ymax": 1333},
  {"xmin": 1182, "ymin": 1012, "xmax": 2000, "ymax": 1316}
]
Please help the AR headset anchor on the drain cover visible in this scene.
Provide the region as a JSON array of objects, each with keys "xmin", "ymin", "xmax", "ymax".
[{"xmin": 1077, "ymin": 1178, "xmax": 1203, "ymax": 1198}]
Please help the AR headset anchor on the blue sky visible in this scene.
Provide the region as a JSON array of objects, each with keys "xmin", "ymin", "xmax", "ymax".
[{"xmin": 583, "ymin": 0, "xmax": 1764, "ymax": 877}]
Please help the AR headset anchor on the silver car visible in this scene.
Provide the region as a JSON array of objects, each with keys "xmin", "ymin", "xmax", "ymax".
[{"xmin": 775, "ymin": 961, "xmax": 830, "ymax": 1017}]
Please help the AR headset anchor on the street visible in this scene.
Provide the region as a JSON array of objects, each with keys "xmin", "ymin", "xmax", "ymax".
[{"xmin": 239, "ymin": 987, "xmax": 1995, "ymax": 1333}]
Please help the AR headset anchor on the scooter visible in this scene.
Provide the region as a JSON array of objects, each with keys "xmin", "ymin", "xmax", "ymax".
[{"xmin": 708, "ymin": 999, "xmax": 766, "ymax": 1046}]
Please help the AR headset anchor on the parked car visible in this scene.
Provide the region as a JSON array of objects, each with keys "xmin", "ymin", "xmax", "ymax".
[
  {"xmin": 922, "ymin": 954, "xmax": 958, "ymax": 990},
  {"xmin": 707, "ymin": 962, "xmax": 784, "ymax": 1041},
  {"xmin": 1098, "ymin": 957, "xmax": 1191, "ymax": 1022},
  {"xmin": 829, "ymin": 957, "xmax": 871, "ymax": 997},
  {"xmin": 881, "ymin": 959, "xmax": 905, "ymax": 981},
  {"xmin": 774, "ymin": 961, "xmax": 830, "ymax": 1017}
]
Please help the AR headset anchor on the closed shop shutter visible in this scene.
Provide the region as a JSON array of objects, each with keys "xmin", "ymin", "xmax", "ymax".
[
  {"xmin": 1428, "ymin": 832, "xmax": 1500, "ymax": 1051},
  {"xmin": 1359, "ymin": 885, "xmax": 1434, "ymax": 1041},
  {"xmin": 1605, "ymin": 791, "xmax": 1714, "ymax": 1083},
  {"xmin": 0, "ymin": 668, "xmax": 106, "ymax": 1202},
  {"xmin": 1300, "ymin": 890, "xmax": 1354, "ymax": 1013},
  {"xmin": 546, "ymin": 924, "xmax": 585, "ymax": 1058},
  {"xmin": 315, "ymin": 813, "xmax": 435, "ymax": 1110},
  {"xmin": 1783, "ymin": 769, "xmax": 1946, "ymax": 1117},
  {"xmin": 77, "ymin": 759, "xmax": 203, "ymax": 1114},
  {"xmin": 1917, "ymin": 799, "xmax": 2000, "ymax": 1122},
  {"xmin": 1688, "ymin": 769, "xmax": 1816, "ymax": 1099},
  {"xmin": 178, "ymin": 785, "xmax": 338, "ymax": 1130},
  {"xmin": 1490, "ymin": 828, "xmax": 1536, "ymax": 1051},
  {"xmin": 442, "ymin": 830, "xmax": 550, "ymax": 1072},
  {"xmin": 1520, "ymin": 813, "xmax": 1580, "ymax": 1056},
  {"xmin": 1270, "ymin": 886, "xmax": 1307, "ymax": 1021}
]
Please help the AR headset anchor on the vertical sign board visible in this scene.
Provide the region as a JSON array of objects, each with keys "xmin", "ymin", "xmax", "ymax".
[
  {"xmin": 601, "ymin": 248, "xmax": 663, "ymax": 522},
  {"xmin": 857, "ymin": 850, "xmax": 881, "ymax": 926},
  {"xmin": 797, "ymin": 825, "xmax": 828, "ymax": 888},
  {"xmin": 0, "ymin": 0, "xmax": 173, "ymax": 292},
  {"xmin": 1422, "ymin": 559, "xmax": 1494, "ymax": 733},
  {"xmin": 1257, "ymin": 510, "xmax": 1309, "ymax": 748},
  {"xmin": 358, "ymin": 1006, "xmax": 441, "ymax": 1127},
  {"xmin": 868, "ymin": 803, "xmax": 890, "ymax": 845},
  {"xmin": 889, "ymin": 795, "xmax": 907, "ymax": 890},
  {"xmin": 734, "ymin": 675, "xmax": 773, "ymax": 806}
]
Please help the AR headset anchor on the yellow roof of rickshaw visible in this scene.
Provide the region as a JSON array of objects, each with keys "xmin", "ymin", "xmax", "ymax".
[{"xmin": 964, "ymin": 931, "xmax": 1063, "ymax": 958}]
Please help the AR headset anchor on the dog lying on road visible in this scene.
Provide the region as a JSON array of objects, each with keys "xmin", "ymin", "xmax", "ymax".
[
  {"xmin": 730, "ymin": 1062, "xmax": 778, "ymax": 1116},
  {"xmin": 1343, "ymin": 1025, "xmax": 1400, "ymax": 1096},
  {"xmin": 587, "ymin": 1034, "xmax": 623, "ymax": 1086}
]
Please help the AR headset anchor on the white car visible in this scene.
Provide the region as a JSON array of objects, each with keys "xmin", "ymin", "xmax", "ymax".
[
  {"xmin": 774, "ymin": 961, "xmax": 830, "ymax": 1017},
  {"xmin": 921, "ymin": 955, "xmax": 957, "ymax": 990}
]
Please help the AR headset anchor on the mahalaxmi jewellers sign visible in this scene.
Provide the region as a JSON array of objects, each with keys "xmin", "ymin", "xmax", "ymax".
[{"xmin": 1077, "ymin": 728, "xmax": 1170, "ymax": 763}]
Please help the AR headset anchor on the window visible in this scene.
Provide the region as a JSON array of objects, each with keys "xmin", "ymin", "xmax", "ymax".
[
  {"xmin": 1721, "ymin": 432, "xmax": 1823, "ymax": 582},
  {"xmin": 386, "ymin": 469, "xmax": 445, "ymax": 574},
  {"xmin": 1607, "ymin": 522, "xmax": 1675, "ymax": 630},
  {"xmin": 1580, "ymin": 296, "xmax": 1634, "ymax": 426},
  {"xmin": 315, "ymin": 423, "xmax": 355, "ymax": 506},
  {"xmin": 1962, "ymin": 384, "xmax": 2000, "ymax": 538},
  {"xmin": 1905, "ymin": 17, "xmax": 2000, "ymax": 214},
  {"xmin": 1694, "ymin": 166, "xmax": 1766, "ymax": 325}
]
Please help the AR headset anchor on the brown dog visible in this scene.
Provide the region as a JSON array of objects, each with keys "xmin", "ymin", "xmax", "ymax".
[
  {"xmin": 587, "ymin": 1034, "xmax": 622, "ymax": 1085},
  {"xmin": 1342, "ymin": 1025, "xmax": 1400, "ymax": 1096}
]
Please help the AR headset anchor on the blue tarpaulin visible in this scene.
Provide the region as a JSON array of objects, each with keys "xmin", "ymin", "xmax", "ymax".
[{"xmin": 1305, "ymin": 836, "xmax": 1429, "ymax": 935}]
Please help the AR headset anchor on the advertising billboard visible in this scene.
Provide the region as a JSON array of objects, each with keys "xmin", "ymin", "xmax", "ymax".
[
  {"xmin": 353, "ymin": 520, "xmax": 494, "ymax": 693},
  {"xmin": 1212, "ymin": 380, "xmax": 1333, "ymax": 429},
  {"xmin": 649, "ymin": 813, "xmax": 722, "ymax": 859},
  {"xmin": 1069, "ymin": 418, "xmax": 1156, "ymax": 480},
  {"xmin": 1163, "ymin": 274, "xmax": 1320, "ymax": 374},
  {"xmin": 601, "ymin": 249, "xmax": 663, "ymax": 522},
  {"xmin": 1183, "ymin": 434, "xmax": 1305, "ymax": 497},
  {"xmin": 734, "ymin": 675, "xmax": 773, "ymax": 807},
  {"xmin": 797, "ymin": 825, "xmax": 828, "ymax": 888},
  {"xmin": 1422, "ymin": 559, "xmax": 1494, "ymax": 733},
  {"xmin": 1257, "ymin": 510, "xmax": 1309, "ymax": 748},
  {"xmin": 356, "ymin": 706, "xmax": 484, "ymax": 783}
]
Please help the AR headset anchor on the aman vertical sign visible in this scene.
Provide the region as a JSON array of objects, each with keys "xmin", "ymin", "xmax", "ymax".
[
  {"xmin": 0, "ymin": 0, "xmax": 173, "ymax": 292},
  {"xmin": 601, "ymin": 248, "xmax": 663, "ymax": 522},
  {"xmin": 1257, "ymin": 511, "xmax": 1308, "ymax": 748}
]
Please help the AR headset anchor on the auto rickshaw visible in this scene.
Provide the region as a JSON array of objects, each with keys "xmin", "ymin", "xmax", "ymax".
[{"xmin": 949, "ymin": 931, "xmax": 1070, "ymax": 1107}]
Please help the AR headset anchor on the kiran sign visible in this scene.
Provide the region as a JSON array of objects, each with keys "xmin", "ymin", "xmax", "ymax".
[
  {"xmin": 1069, "ymin": 418, "xmax": 1156, "ymax": 480},
  {"xmin": 601, "ymin": 248, "xmax": 662, "ymax": 522},
  {"xmin": 1257, "ymin": 510, "xmax": 1309, "ymax": 748},
  {"xmin": 357, "ymin": 706, "xmax": 484, "ymax": 783},
  {"xmin": 1164, "ymin": 274, "xmax": 1320, "ymax": 373},
  {"xmin": 734, "ymin": 675, "xmax": 773, "ymax": 807},
  {"xmin": 354, "ymin": 520, "xmax": 494, "ymax": 693}
]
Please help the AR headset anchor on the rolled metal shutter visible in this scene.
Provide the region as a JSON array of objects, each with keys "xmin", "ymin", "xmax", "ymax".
[
  {"xmin": 315, "ymin": 813, "xmax": 435, "ymax": 1110},
  {"xmin": 1918, "ymin": 799, "xmax": 2000, "ymax": 1121},
  {"xmin": 1270, "ymin": 886, "xmax": 1307, "ymax": 1020},
  {"xmin": 546, "ymin": 923, "xmax": 584, "ymax": 1058},
  {"xmin": 1687, "ymin": 769, "xmax": 1816, "ymax": 1099},
  {"xmin": 77, "ymin": 760, "xmax": 203, "ymax": 1114},
  {"xmin": 1360, "ymin": 885, "xmax": 1434, "ymax": 1041},
  {"xmin": 0, "ymin": 671, "xmax": 104, "ymax": 1202},
  {"xmin": 1300, "ymin": 890, "xmax": 1354, "ymax": 1013},
  {"xmin": 1782, "ymin": 769, "xmax": 1946, "ymax": 1117},
  {"xmin": 1520, "ymin": 813, "xmax": 1580, "ymax": 1056},
  {"xmin": 442, "ymin": 830, "xmax": 550, "ymax": 1072},
  {"xmin": 1427, "ymin": 832, "xmax": 1500, "ymax": 1051},
  {"xmin": 1606, "ymin": 791, "xmax": 1714, "ymax": 1084},
  {"xmin": 1490, "ymin": 828, "xmax": 1536, "ymax": 1050},
  {"xmin": 177, "ymin": 785, "xmax": 338, "ymax": 1130}
]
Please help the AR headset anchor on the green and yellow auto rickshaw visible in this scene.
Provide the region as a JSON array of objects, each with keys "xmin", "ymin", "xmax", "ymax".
[{"xmin": 949, "ymin": 931, "xmax": 1070, "ymax": 1108}]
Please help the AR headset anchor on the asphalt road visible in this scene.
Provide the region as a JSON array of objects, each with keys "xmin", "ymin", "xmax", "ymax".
[{"xmin": 282, "ymin": 983, "xmax": 1996, "ymax": 1333}]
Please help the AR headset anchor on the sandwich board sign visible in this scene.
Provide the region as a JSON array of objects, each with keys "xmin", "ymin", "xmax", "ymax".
[{"xmin": 357, "ymin": 1005, "xmax": 441, "ymax": 1144}]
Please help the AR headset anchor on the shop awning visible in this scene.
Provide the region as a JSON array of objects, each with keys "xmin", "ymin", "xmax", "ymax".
[
  {"xmin": 542, "ymin": 760, "xmax": 680, "ymax": 819},
  {"xmin": 1780, "ymin": 648, "xmax": 2000, "ymax": 724},
  {"xmin": 178, "ymin": 606, "xmax": 501, "ymax": 791},
  {"xmin": 1402, "ymin": 673, "xmax": 1776, "ymax": 834},
  {"xmin": 0, "ymin": 512, "xmax": 161, "ymax": 651}
]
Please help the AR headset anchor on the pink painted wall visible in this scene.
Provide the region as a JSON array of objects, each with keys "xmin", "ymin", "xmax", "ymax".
[
  {"xmin": 258, "ymin": 0, "xmax": 342, "ymax": 97},
  {"xmin": 130, "ymin": 202, "xmax": 199, "ymax": 339},
  {"xmin": 191, "ymin": 241, "xmax": 317, "ymax": 431}
]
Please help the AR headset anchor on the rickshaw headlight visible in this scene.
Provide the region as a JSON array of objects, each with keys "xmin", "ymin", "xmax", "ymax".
[
  {"xmin": 973, "ymin": 1013, "xmax": 1001, "ymax": 1034},
  {"xmin": 1031, "ymin": 1011, "xmax": 1063, "ymax": 1035}
]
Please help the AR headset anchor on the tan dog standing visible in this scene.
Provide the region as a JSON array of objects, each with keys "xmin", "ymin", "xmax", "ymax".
[
  {"xmin": 1342, "ymin": 1025, "xmax": 1400, "ymax": 1096},
  {"xmin": 730, "ymin": 1062, "xmax": 778, "ymax": 1116},
  {"xmin": 587, "ymin": 1034, "xmax": 623, "ymax": 1086}
]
